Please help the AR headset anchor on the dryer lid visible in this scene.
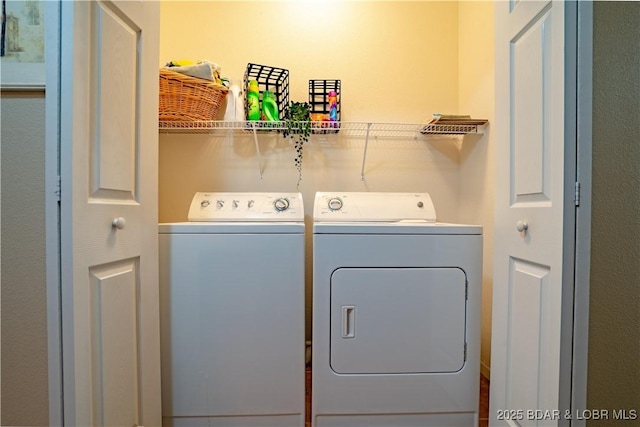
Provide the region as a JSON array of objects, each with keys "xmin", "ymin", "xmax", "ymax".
[
  {"xmin": 313, "ymin": 192, "xmax": 437, "ymax": 222},
  {"xmin": 188, "ymin": 192, "xmax": 304, "ymax": 222}
]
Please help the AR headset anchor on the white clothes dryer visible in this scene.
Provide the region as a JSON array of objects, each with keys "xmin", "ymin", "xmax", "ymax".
[
  {"xmin": 312, "ymin": 192, "xmax": 482, "ymax": 427},
  {"xmin": 160, "ymin": 192, "xmax": 305, "ymax": 427}
]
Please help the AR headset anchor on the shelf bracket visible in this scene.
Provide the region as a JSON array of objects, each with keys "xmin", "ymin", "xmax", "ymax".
[
  {"xmin": 250, "ymin": 122, "xmax": 264, "ymax": 179},
  {"xmin": 360, "ymin": 122, "xmax": 372, "ymax": 180}
]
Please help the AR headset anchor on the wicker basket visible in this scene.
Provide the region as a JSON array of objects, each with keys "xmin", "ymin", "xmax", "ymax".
[{"xmin": 159, "ymin": 68, "xmax": 228, "ymax": 121}]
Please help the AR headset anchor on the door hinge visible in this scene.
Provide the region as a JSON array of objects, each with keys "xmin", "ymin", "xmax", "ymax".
[
  {"xmin": 575, "ymin": 181, "xmax": 580, "ymax": 206},
  {"xmin": 55, "ymin": 175, "xmax": 61, "ymax": 202}
]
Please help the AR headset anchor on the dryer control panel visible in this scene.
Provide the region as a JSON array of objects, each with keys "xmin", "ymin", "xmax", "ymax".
[
  {"xmin": 188, "ymin": 192, "xmax": 304, "ymax": 221},
  {"xmin": 314, "ymin": 192, "xmax": 436, "ymax": 222}
]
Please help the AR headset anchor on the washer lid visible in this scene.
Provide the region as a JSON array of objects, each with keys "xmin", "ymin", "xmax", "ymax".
[
  {"xmin": 313, "ymin": 192, "xmax": 436, "ymax": 222},
  {"xmin": 188, "ymin": 192, "xmax": 304, "ymax": 222}
]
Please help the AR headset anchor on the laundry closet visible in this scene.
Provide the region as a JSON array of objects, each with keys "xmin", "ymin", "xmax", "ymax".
[
  {"xmin": 158, "ymin": 1, "xmax": 495, "ymax": 377},
  {"xmin": 5, "ymin": 2, "xmax": 637, "ymax": 427}
]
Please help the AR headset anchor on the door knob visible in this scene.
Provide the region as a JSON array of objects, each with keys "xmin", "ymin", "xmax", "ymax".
[
  {"xmin": 112, "ymin": 217, "xmax": 126, "ymax": 230},
  {"xmin": 516, "ymin": 220, "xmax": 528, "ymax": 232}
]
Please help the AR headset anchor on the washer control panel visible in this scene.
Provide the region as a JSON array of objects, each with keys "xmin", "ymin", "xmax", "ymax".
[
  {"xmin": 188, "ymin": 192, "xmax": 304, "ymax": 221},
  {"xmin": 313, "ymin": 192, "xmax": 436, "ymax": 222}
]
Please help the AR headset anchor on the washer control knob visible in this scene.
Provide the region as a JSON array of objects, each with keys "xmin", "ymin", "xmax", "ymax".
[
  {"xmin": 517, "ymin": 220, "xmax": 529, "ymax": 232},
  {"xmin": 232, "ymin": 200, "xmax": 239, "ymax": 208},
  {"xmin": 274, "ymin": 198, "xmax": 290, "ymax": 212},
  {"xmin": 417, "ymin": 201, "xmax": 424, "ymax": 208},
  {"xmin": 248, "ymin": 200, "xmax": 255, "ymax": 208},
  {"xmin": 328, "ymin": 197, "xmax": 343, "ymax": 211},
  {"xmin": 216, "ymin": 200, "xmax": 224, "ymax": 209},
  {"xmin": 201, "ymin": 200, "xmax": 210, "ymax": 208}
]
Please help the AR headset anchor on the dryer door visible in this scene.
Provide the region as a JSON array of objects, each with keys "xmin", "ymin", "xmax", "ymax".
[{"xmin": 330, "ymin": 267, "xmax": 467, "ymax": 374}]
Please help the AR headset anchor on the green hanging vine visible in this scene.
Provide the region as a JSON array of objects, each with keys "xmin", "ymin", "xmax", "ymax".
[{"xmin": 282, "ymin": 102, "xmax": 311, "ymax": 189}]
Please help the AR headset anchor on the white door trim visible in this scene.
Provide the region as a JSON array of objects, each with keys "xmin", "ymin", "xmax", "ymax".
[
  {"xmin": 45, "ymin": 1, "xmax": 63, "ymax": 425},
  {"xmin": 570, "ymin": 2, "xmax": 594, "ymax": 425},
  {"xmin": 559, "ymin": 1, "xmax": 579, "ymax": 424}
]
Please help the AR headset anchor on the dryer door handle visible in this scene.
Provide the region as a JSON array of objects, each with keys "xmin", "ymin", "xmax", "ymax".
[{"xmin": 342, "ymin": 306, "xmax": 356, "ymax": 338}]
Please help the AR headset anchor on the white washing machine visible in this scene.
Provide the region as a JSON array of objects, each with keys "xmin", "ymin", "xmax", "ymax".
[
  {"xmin": 159, "ymin": 192, "xmax": 305, "ymax": 427},
  {"xmin": 312, "ymin": 192, "xmax": 482, "ymax": 427}
]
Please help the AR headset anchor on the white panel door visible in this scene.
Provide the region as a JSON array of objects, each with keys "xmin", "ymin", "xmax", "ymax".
[
  {"xmin": 491, "ymin": 1, "xmax": 570, "ymax": 426},
  {"xmin": 59, "ymin": 1, "xmax": 160, "ymax": 426}
]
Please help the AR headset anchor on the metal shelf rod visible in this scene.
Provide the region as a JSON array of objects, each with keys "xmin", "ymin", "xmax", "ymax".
[
  {"xmin": 360, "ymin": 122, "xmax": 372, "ymax": 180},
  {"xmin": 249, "ymin": 122, "xmax": 264, "ymax": 179}
]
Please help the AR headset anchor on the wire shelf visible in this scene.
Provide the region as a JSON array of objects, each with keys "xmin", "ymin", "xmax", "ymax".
[{"xmin": 158, "ymin": 120, "xmax": 487, "ymax": 137}]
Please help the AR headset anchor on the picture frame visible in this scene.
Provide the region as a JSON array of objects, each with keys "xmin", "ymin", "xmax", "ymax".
[{"xmin": 1, "ymin": 0, "xmax": 45, "ymax": 90}]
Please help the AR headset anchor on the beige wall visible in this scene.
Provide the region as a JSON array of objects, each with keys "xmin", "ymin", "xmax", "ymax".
[
  {"xmin": 160, "ymin": 1, "xmax": 460, "ymax": 123},
  {"xmin": 159, "ymin": 0, "xmax": 463, "ymax": 231},
  {"xmin": 0, "ymin": 91, "xmax": 49, "ymax": 426},
  {"xmin": 587, "ymin": 2, "xmax": 640, "ymax": 422},
  {"xmin": 159, "ymin": 2, "xmax": 498, "ymax": 355},
  {"xmin": 458, "ymin": 0, "xmax": 494, "ymax": 379},
  {"xmin": 159, "ymin": 1, "xmax": 466, "ymax": 224}
]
